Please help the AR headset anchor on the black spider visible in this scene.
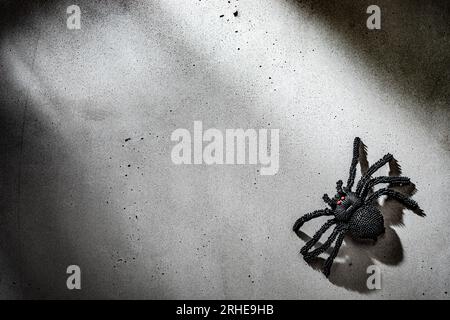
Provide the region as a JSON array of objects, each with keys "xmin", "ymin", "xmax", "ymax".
[{"xmin": 293, "ymin": 137, "xmax": 425, "ymax": 277}]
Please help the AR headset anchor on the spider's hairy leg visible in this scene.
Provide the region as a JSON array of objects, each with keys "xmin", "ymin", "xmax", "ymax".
[
  {"xmin": 359, "ymin": 176, "xmax": 411, "ymax": 199},
  {"xmin": 323, "ymin": 227, "xmax": 348, "ymax": 278},
  {"xmin": 347, "ymin": 137, "xmax": 362, "ymax": 189},
  {"xmin": 300, "ymin": 219, "xmax": 336, "ymax": 255},
  {"xmin": 322, "ymin": 194, "xmax": 334, "ymax": 207},
  {"xmin": 336, "ymin": 180, "xmax": 343, "ymax": 193},
  {"xmin": 356, "ymin": 153, "xmax": 394, "ymax": 194},
  {"xmin": 367, "ymin": 188, "xmax": 425, "ymax": 217},
  {"xmin": 303, "ymin": 224, "xmax": 345, "ymax": 262},
  {"xmin": 346, "ymin": 137, "xmax": 368, "ymax": 190},
  {"xmin": 293, "ymin": 209, "xmax": 333, "ymax": 232}
]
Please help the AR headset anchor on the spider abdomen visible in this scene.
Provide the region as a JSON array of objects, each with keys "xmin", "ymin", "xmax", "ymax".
[{"xmin": 348, "ymin": 205, "xmax": 385, "ymax": 241}]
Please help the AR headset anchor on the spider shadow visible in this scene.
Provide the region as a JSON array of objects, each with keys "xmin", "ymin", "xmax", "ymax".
[{"xmin": 295, "ymin": 183, "xmax": 424, "ymax": 293}]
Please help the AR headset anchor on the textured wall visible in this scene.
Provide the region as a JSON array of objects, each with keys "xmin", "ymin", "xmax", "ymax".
[{"xmin": 0, "ymin": 0, "xmax": 449, "ymax": 299}]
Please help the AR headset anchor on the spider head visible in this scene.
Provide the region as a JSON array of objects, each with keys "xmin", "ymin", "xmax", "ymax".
[{"xmin": 333, "ymin": 190, "xmax": 358, "ymax": 213}]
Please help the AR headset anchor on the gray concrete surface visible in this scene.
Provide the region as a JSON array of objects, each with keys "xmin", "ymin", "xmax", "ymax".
[{"xmin": 0, "ymin": 0, "xmax": 449, "ymax": 299}]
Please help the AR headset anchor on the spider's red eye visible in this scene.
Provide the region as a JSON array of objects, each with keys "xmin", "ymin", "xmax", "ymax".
[
  {"xmin": 337, "ymin": 200, "xmax": 342, "ymax": 205},
  {"xmin": 341, "ymin": 196, "xmax": 345, "ymax": 200}
]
